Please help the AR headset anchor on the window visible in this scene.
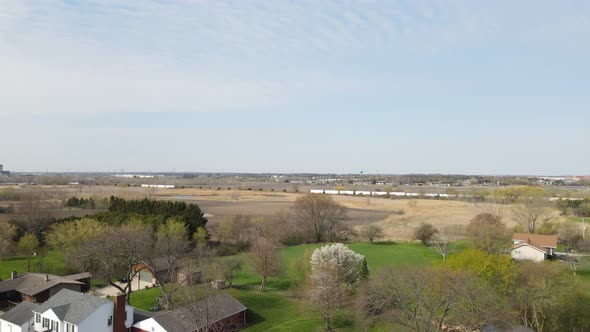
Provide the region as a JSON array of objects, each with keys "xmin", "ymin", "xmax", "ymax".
[
  {"xmin": 108, "ymin": 315, "xmax": 113, "ymax": 326},
  {"xmin": 43, "ymin": 317, "xmax": 49, "ymax": 328},
  {"xmin": 36, "ymin": 313, "xmax": 41, "ymax": 323}
]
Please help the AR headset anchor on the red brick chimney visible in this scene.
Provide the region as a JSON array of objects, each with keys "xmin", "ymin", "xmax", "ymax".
[{"xmin": 113, "ymin": 293, "xmax": 127, "ymax": 332}]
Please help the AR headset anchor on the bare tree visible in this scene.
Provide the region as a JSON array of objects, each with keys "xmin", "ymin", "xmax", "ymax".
[
  {"xmin": 217, "ymin": 214, "xmax": 254, "ymax": 248},
  {"xmin": 359, "ymin": 225, "xmax": 384, "ymax": 244},
  {"xmin": 431, "ymin": 232, "xmax": 457, "ymax": 263},
  {"xmin": 563, "ymin": 253, "xmax": 581, "ymax": 276},
  {"xmin": 559, "ymin": 222, "xmax": 582, "ymax": 249},
  {"xmin": 144, "ymin": 219, "xmax": 192, "ymax": 310},
  {"xmin": 0, "ymin": 221, "xmax": 17, "ymax": 256},
  {"xmin": 248, "ymin": 238, "xmax": 281, "ymax": 291},
  {"xmin": 467, "ymin": 213, "xmax": 511, "ymax": 254},
  {"xmin": 358, "ymin": 267, "xmax": 515, "ymax": 332},
  {"xmin": 219, "ymin": 257, "xmax": 242, "ymax": 288},
  {"xmin": 512, "ymin": 197, "xmax": 548, "ymax": 233},
  {"xmin": 307, "ymin": 265, "xmax": 342, "ymax": 331},
  {"xmin": 12, "ymin": 200, "xmax": 55, "ymax": 239},
  {"xmin": 89, "ymin": 222, "xmax": 153, "ymax": 303},
  {"xmin": 293, "ymin": 194, "xmax": 347, "ymax": 243}
]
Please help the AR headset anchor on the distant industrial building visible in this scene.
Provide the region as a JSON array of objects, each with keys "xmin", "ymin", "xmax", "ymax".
[{"xmin": 0, "ymin": 164, "xmax": 10, "ymax": 176}]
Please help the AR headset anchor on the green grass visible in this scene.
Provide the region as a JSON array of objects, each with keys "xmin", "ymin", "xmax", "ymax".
[
  {"xmin": 227, "ymin": 288, "xmax": 325, "ymax": 332},
  {"xmin": 568, "ymin": 216, "xmax": 589, "ymax": 223},
  {"xmin": 129, "ymin": 286, "xmax": 161, "ymax": 310},
  {"xmin": 0, "ymin": 250, "xmax": 67, "ymax": 280},
  {"xmin": 131, "ymin": 241, "xmax": 445, "ymax": 331}
]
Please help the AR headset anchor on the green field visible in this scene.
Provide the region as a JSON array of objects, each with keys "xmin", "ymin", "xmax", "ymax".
[
  {"xmin": 568, "ymin": 216, "xmax": 589, "ymax": 223},
  {"xmin": 7, "ymin": 240, "xmax": 584, "ymax": 331},
  {"xmin": 131, "ymin": 242, "xmax": 446, "ymax": 331},
  {"xmin": 0, "ymin": 250, "xmax": 67, "ymax": 280}
]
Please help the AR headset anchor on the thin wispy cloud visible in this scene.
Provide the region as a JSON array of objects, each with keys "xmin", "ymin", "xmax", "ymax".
[{"xmin": 0, "ymin": 1, "xmax": 589, "ymax": 114}]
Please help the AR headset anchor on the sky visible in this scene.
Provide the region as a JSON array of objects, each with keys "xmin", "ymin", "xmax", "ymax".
[{"xmin": 0, "ymin": 1, "xmax": 589, "ymax": 175}]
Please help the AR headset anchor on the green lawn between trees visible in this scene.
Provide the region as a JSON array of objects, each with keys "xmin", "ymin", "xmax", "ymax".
[
  {"xmin": 130, "ymin": 242, "xmax": 454, "ymax": 331},
  {"xmin": 2, "ymin": 242, "xmax": 589, "ymax": 331}
]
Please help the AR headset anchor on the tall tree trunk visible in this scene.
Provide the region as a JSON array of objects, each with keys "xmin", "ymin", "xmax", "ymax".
[{"xmin": 259, "ymin": 275, "xmax": 267, "ymax": 291}]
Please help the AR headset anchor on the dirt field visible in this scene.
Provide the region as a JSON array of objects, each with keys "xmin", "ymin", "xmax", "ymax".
[
  {"xmin": 0, "ymin": 186, "xmax": 566, "ymax": 241},
  {"xmin": 153, "ymin": 189, "xmax": 565, "ymax": 241}
]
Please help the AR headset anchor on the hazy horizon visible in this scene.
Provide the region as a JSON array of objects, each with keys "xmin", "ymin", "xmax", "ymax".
[{"xmin": 1, "ymin": 1, "xmax": 588, "ymax": 175}]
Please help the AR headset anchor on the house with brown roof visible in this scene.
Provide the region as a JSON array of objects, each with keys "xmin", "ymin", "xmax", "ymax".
[
  {"xmin": 131, "ymin": 293, "xmax": 247, "ymax": 332},
  {"xmin": 0, "ymin": 272, "xmax": 91, "ymax": 305},
  {"xmin": 132, "ymin": 257, "xmax": 202, "ymax": 289},
  {"xmin": 511, "ymin": 233, "xmax": 558, "ymax": 262}
]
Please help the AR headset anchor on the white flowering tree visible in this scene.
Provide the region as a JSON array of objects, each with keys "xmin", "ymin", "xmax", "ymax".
[{"xmin": 308, "ymin": 243, "xmax": 366, "ymax": 330}]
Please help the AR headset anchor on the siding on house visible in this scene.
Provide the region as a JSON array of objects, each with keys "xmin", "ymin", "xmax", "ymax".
[{"xmin": 511, "ymin": 244, "xmax": 546, "ymax": 262}]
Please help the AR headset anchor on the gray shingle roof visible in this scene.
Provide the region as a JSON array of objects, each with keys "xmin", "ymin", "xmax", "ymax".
[
  {"xmin": 150, "ymin": 293, "xmax": 246, "ymax": 331},
  {"xmin": 0, "ymin": 273, "xmax": 89, "ymax": 296},
  {"xmin": 34, "ymin": 289, "xmax": 109, "ymax": 324},
  {"xmin": 0, "ymin": 301, "xmax": 39, "ymax": 325}
]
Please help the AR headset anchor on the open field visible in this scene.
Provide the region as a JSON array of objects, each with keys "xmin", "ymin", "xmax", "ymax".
[
  {"xmin": 0, "ymin": 251, "xmax": 67, "ymax": 280},
  {"xmin": 156, "ymin": 189, "xmax": 565, "ymax": 241},
  {"xmin": 1, "ymin": 185, "xmax": 568, "ymax": 241}
]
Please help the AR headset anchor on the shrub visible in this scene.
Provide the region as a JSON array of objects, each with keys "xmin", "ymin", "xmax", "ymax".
[{"xmin": 414, "ymin": 223, "xmax": 438, "ymax": 245}]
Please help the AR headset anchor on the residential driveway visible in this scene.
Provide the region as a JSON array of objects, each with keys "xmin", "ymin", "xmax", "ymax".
[{"xmin": 95, "ymin": 279, "xmax": 155, "ymax": 298}]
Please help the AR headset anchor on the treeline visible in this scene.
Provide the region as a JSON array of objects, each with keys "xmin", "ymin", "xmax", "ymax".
[
  {"xmin": 90, "ymin": 197, "xmax": 208, "ymax": 238},
  {"xmin": 65, "ymin": 197, "xmax": 96, "ymax": 209},
  {"xmin": 358, "ymin": 250, "xmax": 590, "ymax": 331}
]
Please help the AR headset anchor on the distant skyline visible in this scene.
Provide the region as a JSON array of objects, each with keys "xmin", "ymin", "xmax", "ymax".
[{"xmin": 1, "ymin": 1, "xmax": 589, "ymax": 175}]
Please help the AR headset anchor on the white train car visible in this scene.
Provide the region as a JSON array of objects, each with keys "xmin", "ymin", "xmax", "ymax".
[
  {"xmin": 339, "ymin": 190, "xmax": 355, "ymax": 195},
  {"xmin": 371, "ymin": 191, "xmax": 388, "ymax": 196},
  {"xmin": 389, "ymin": 192, "xmax": 406, "ymax": 197},
  {"xmin": 141, "ymin": 184, "xmax": 175, "ymax": 189},
  {"xmin": 355, "ymin": 191, "xmax": 372, "ymax": 196},
  {"xmin": 325, "ymin": 190, "xmax": 339, "ymax": 195},
  {"xmin": 309, "ymin": 189, "xmax": 324, "ymax": 194}
]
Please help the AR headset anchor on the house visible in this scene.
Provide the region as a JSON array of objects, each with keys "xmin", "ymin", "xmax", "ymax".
[
  {"xmin": 32, "ymin": 289, "xmax": 133, "ymax": 332},
  {"xmin": 132, "ymin": 258, "xmax": 177, "ymax": 288},
  {"xmin": 0, "ymin": 272, "xmax": 91, "ymax": 304},
  {"xmin": 511, "ymin": 233, "xmax": 558, "ymax": 262},
  {"xmin": 132, "ymin": 258, "xmax": 202, "ymax": 288},
  {"xmin": 0, "ymin": 301, "xmax": 39, "ymax": 332},
  {"xmin": 132, "ymin": 293, "xmax": 247, "ymax": 332}
]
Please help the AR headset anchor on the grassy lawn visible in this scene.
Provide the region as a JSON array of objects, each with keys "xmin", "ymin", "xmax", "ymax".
[
  {"xmin": 0, "ymin": 250, "xmax": 67, "ymax": 280},
  {"xmin": 129, "ymin": 286, "xmax": 161, "ymax": 310},
  {"xmin": 568, "ymin": 216, "xmax": 589, "ymax": 223},
  {"xmin": 131, "ymin": 241, "xmax": 445, "ymax": 331}
]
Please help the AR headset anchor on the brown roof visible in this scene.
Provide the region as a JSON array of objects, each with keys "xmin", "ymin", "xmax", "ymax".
[
  {"xmin": 513, "ymin": 233, "xmax": 557, "ymax": 248},
  {"xmin": 143, "ymin": 293, "xmax": 246, "ymax": 331},
  {"xmin": 0, "ymin": 272, "xmax": 90, "ymax": 297},
  {"xmin": 512, "ymin": 242, "xmax": 549, "ymax": 253}
]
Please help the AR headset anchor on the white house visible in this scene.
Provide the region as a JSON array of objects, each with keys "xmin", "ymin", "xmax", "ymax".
[
  {"xmin": 511, "ymin": 233, "xmax": 558, "ymax": 262},
  {"xmin": 0, "ymin": 301, "xmax": 39, "ymax": 332},
  {"xmin": 32, "ymin": 289, "xmax": 133, "ymax": 332}
]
